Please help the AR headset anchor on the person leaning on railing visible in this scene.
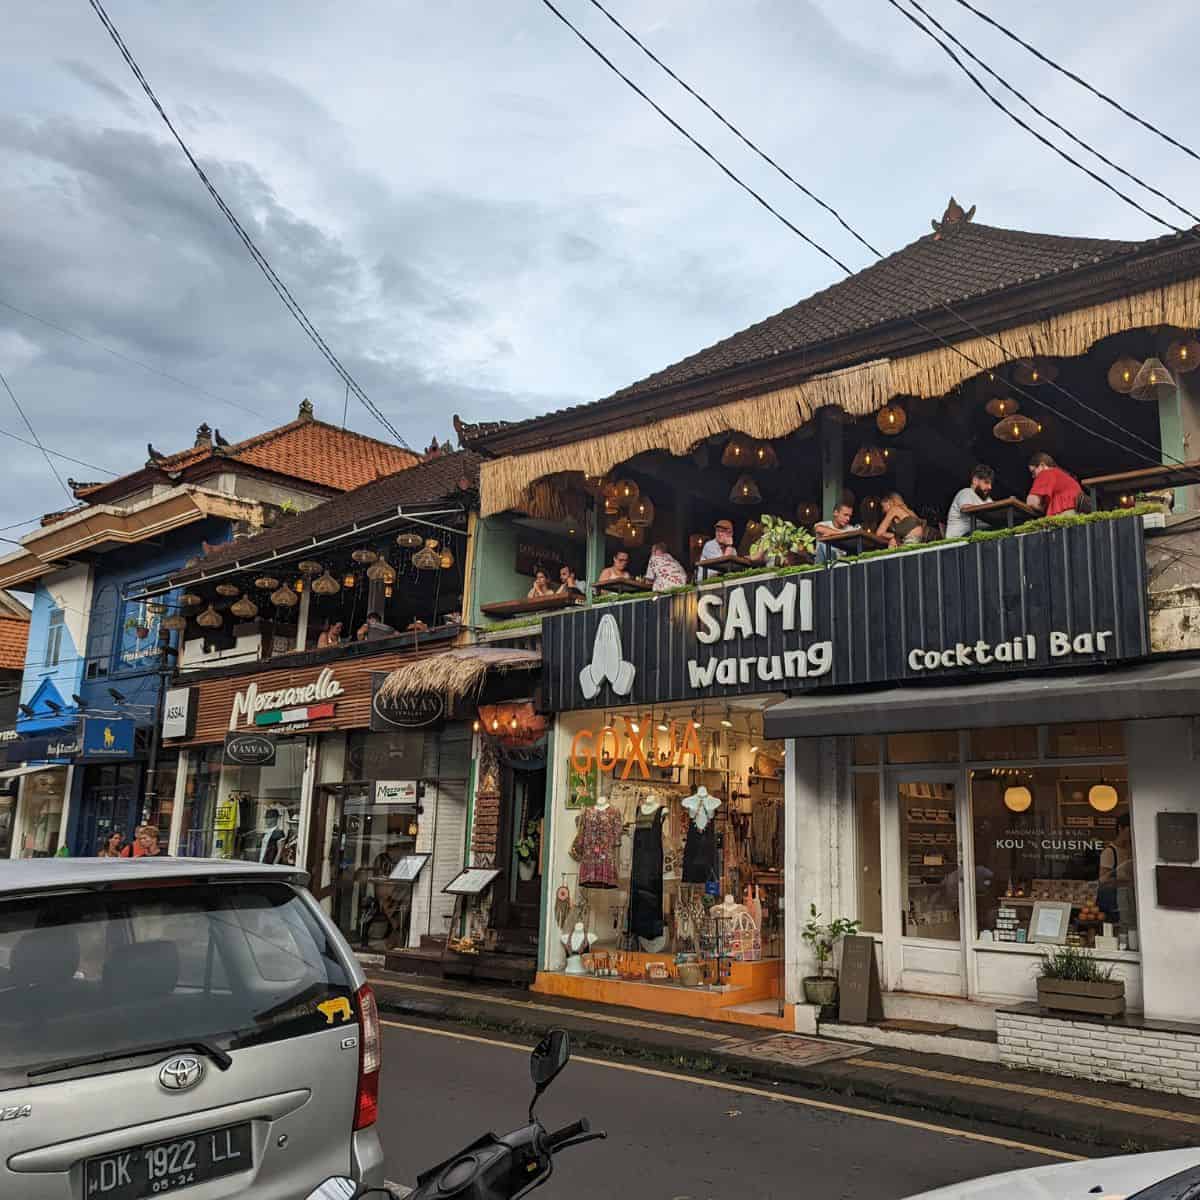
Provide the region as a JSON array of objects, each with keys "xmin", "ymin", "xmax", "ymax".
[{"xmin": 1026, "ymin": 452, "xmax": 1084, "ymax": 516}]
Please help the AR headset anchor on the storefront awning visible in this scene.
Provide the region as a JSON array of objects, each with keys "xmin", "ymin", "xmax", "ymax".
[
  {"xmin": 377, "ymin": 647, "xmax": 541, "ymax": 703},
  {"xmin": 763, "ymin": 658, "xmax": 1200, "ymax": 740}
]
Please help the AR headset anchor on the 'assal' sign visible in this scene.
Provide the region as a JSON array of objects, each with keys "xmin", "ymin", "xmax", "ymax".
[{"xmin": 541, "ymin": 518, "xmax": 1150, "ymax": 709}]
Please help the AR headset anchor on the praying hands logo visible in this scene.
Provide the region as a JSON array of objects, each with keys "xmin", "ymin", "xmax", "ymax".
[{"xmin": 579, "ymin": 613, "xmax": 635, "ymax": 700}]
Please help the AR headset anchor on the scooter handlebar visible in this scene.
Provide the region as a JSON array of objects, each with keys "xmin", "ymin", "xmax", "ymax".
[{"xmin": 545, "ymin": 1118, "xmax": 590, "ymax": 1149}]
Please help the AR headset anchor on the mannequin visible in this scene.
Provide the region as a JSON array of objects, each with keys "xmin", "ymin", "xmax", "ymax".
[
  {"xmin": 681, "ymin": 786, "xmax": 720, "ymax": 829},
  {"xmin": 629, "ymin": 792, "xmax": 667, "ymax": 951},
  {"xmin": 681, "ymin": 787, "xmax": 722, "ymax": 885},
  {"xmin": 573, "ymin": 795, "xmax": 623, "ymax": 889},
  {"xmin": 560, "ymin": 921, "xmax": 597, "ymax": 974},
  {"xmin": 257, "ymin": 808, "xmax": 285, "ymax": 864}
]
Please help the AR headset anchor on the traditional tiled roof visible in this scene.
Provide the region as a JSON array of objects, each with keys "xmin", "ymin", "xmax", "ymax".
[
  {"xmin": 0, "ymin": 614, "xmax": 30, "ymax": 672},
  {"xmin": 73, "ymin": 401, "xmax": 418, "ymax": 503},
  {"xmin": 465, "ymin": 208, "xmax": 1176, "ymax": 451},
  {"xmin": 453, "ymin": 414, "xmax": 514, "ymax": 448},
  {"xmin": 171, "ymin": 450, "xmax": 481, "ymax": 581}
]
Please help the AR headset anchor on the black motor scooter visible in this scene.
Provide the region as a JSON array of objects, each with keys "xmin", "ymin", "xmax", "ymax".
[{"xmin": 307, "ymin": 1028, "xmax": 604, "ymax": 1200}]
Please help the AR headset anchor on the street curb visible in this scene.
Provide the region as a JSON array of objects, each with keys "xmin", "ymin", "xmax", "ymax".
[{"xmin": 376, "ymin": 988, "xmax": 1198, "ymax": 1155}]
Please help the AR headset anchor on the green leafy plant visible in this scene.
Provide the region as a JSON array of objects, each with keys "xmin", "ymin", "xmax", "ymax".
[
  {"xmin": 1037, "ymin": 944, "xmax": 1114, "ymax": 982},
  {"xmin": 801, "ymin": 904, "xmax": 861, "ymax": 977},
  {"xmin": 515, "ymin": 819, "xmax": 541, "ymax": 862},
  {"xmin": 749, "ymin": 514, "xmax": 816, "ymax": 566},
  {"xmin": 277, "ymin": 499, "xmax": 298, "ymax": 515}
]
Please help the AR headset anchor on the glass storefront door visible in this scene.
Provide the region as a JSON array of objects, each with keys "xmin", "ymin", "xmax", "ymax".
[{"xmin": 886, "ymin": 772, "xmax": 967, "ymax": 996}]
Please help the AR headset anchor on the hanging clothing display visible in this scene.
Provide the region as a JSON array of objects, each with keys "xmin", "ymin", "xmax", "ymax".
[
  {"xmin": 681, "ymin": 788, "xmax": 721, "ymax": 884},
  {"xmin": 628, "ymin": 805, "xmax": 666, "ymax": 939},
  {"xmin": 573, "ymin": 804, "xmax": 624, "ymax": 889},
  {"xmin": 750, "ymin": 798, "xmax": 782, "ymax": 869}
]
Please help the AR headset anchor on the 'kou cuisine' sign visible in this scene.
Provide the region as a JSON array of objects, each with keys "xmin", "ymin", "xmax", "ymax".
[{"xmin": 540, "ymin": 518, "xmax": 1150, "ymax": 710}]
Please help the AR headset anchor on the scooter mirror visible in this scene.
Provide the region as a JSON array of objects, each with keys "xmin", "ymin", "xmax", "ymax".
[{"xmin": 530, "ymin": 1028, "xmax": 571, "ymax": 1090}]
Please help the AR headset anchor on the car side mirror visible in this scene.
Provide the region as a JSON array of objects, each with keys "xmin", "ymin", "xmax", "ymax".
[{"xmin": 529, "ymin": 1028, "xmax": 571, "ymax": 1118}]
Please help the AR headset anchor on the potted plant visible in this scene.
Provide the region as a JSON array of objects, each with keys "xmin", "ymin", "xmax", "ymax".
[
  {"xmin": 750, "ymin": 514, "xmax": 816, "ymax": 566},
  {"xmin": 124, "ymin": 614, "xmax": 150, "ymax": 640},
  {"xmin": 515, "ymin": 820, "xmax": 540, "ymax": 882},
  {"xmin": 801, "ymin": 903, "xmax": 861, "ymax": 1007},
  {"xmin": 1036, "ymin": 945, "xmax": 1125, "ymax": 1017}
]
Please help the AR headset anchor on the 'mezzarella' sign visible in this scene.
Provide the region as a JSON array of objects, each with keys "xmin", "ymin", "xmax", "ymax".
[{"xmin": 540, "ymin": 517, "xmax": 1150, "ymax": 710}]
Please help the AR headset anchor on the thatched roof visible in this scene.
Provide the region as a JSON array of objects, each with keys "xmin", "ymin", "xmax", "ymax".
[{"xmin": 377, "ymin": 647, "xmax": 540, "ymax": 702}]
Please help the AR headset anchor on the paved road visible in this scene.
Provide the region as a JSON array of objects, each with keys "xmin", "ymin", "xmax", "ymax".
[{"xmin": 378, "ymin": 1021, "xmax": 1085, "ymax": 1200}]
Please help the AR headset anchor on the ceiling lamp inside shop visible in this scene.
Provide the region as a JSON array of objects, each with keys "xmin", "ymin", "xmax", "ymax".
[
  {"xmin": 1003, "ymin": 785, "xmax": 1032, "ymax": 813},
  {"xmin": 850, "ymin": 446, "xmax": 887, "ymax": 477},
  {"xmin": 343, "ymin": 572, "xmax": 357, "ymax": 589},
  {"xmin": 1107, "ymin": 355, "xmax": 1140, "ymax": 394},
  {"xmin": 271, "ymin": 585, "xmax": 298, "ymax": 607},
  {"xmin": 875, "ymin": 404, "xmax": 907, "ymax": 435},
  {"xmin": 992, "ymin": 414, "xmax": 1041, "ymax": 443},
  {"xmin": 311, "ymin": 571, "xmax": 341, "ymax": 596},
  {"xmin": 439, "ymin": 547, "xmax": 455, "ymax": 569},
  {"xmin": 196, "ymin": 604, "xmax": 223, "ymax": 629},
  {"xmin": 396, "ymin": 531, "xmax": 423, "ymax": 549},
  {"xmin": 412, "ymin": 539, "xmax": 442, "ymax": 570},
  {"xmin": 729, "ymin": 473, "xmax": 762, "ymax": 505},
  {"xmin": 1167, "ymin": 338, "xmax": 1200, "ymax": 374},
  {"xmin": 1013, "ymin": 359, "xmax": 1058, "ymax": 387},
  {"xmin": 230, "ymin": 593, "xmax": 259, "ymax": 620},
  {"xmin": 1131, "ymin": 357, "xmax": 1177, "ymax": 402},
  {"xmin": 629, "ymin": 495, "xmax": 656, "ymax": 527},
  {"xmin": 721, "ymin": 436, "xmax": 750, "ymax": 468},
  {"xmin": 751, "ymin": 440, "xmax": 779, "ymax": 468},
  {"xmin": 1088, "ymin": 782, "xmax": 1119, "ymax": 812},
  {"xmin": 366, "ymin": 559, "xmax": 396, "ymax": 583},
  {"xmin": 254, "ymin": 576, "xmax": 280, "ymax": 591},
  {"xmin": 985, "ymin": 395, "xmax": 1019, "ymax": 418}
]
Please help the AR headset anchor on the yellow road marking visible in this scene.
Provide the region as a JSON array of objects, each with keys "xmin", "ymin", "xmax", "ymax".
[
  {"xmin": 382, "ymin": 1019, "xmax": 1084, "ymax": 1162},
  {"xmin": 368, "ymin": 977, "xmax": 730, "ymax": 1042},
  {"xmin": 847, "ymin": 1058, "xmax": 1200, "ymax": 1127}
]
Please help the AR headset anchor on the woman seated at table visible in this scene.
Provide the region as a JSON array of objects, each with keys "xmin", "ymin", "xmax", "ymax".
[
  {"xmin": 597, "ymin": 550, "xmax": 631, "ymax": 584},
  {"xmin": 876, "ymin": 492, "xmax": 925, "ymax": 546},
  {"xmin": 644, "ymin": 541, "xmax": 688, "ymax": 591},
  {"xmin": 527, "ymin": 569, "xmax": 553, "ymax": 599},
  {"xmin": 317, "ymin": 620, "xmax": 344, "ymax": 648}
]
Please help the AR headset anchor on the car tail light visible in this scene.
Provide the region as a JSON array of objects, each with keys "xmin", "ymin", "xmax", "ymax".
[{"xmin": 354, "ymin": 983, "xmax": 381, "ymax": 1130}]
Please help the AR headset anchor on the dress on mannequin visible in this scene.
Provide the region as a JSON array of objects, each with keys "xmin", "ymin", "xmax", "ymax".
[
  {"xmin": 629, "ymin": 798, "xmax": 665, "ymax": 942},
  {"xmin": 574, "ymin": 799, "xmax": 623, "ymax": 889},
  {"xmin": 681, "ymin": 787, "xmax": 721, "ymax": 884}
]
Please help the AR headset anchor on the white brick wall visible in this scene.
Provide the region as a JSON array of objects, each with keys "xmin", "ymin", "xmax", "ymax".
[{"xmin": 998, "ymin": 1011, "xmax": 1200, "ymax": 1098}]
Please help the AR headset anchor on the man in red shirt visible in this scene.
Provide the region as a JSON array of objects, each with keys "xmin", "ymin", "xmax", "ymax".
[{"xmin": 1026, "ymin": 452, "xmax": 1082, "ymax": 517}]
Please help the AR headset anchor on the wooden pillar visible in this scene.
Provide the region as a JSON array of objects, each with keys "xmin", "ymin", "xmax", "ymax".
[
  {"xmin": 820, "ymin": 409, "xmax": 844, "ymax": 519},
  {"xmin": 585, "ymin": 498, "xmax": 606, "ymax": 602},
  {"xmin": 294, "ymin": 587, "xmax": 311, "ymax": 652}
]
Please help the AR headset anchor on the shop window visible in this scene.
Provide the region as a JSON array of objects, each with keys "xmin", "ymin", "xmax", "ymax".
[
  {"xmin": 899, "ymin": 780, "xmax": 960, "ymax": 941},
  {"xmin": 19, "ymin": 767, "xmax": 68, "ymax": 857},
  {"xmin": 971, "ymin": 766, "xmax": 1135, "ymax": 948},
  {"xmin": 886, "ymin": 731, "xmax": 959, "ymax": 764},
  {"xmin": 968, "ymin": 726, "xmax": 1039, "ymax": 761},
  {"xmin": 1047, "ymin": 722, "xmax": 1124, "ymax": 759},
  {"xmin": 85, "ymin": 584, "xmax": 117, "ymax": 679},
  {"xmin": 853, "ymin": 773, "xmax": 882, "ymax": 932},
  {"xmin": 853, "ymin": 735, "xmax": 881, "ymax": 766}
]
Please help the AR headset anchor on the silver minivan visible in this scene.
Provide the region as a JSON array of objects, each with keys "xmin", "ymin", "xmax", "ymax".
[{"xmin": 0, "ymin": 858, "xmax": 385, "ymax": 1200}]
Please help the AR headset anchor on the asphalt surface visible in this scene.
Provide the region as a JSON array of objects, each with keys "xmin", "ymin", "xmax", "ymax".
[{"xmin": 377, "ymin": 1021, "xmax": 1087, "ymax": 1200}]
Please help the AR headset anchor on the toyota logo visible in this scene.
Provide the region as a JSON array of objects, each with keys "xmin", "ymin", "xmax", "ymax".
[{"xmin": 158, "ymin": 1056, "xmax": 204, "ymax": 1091}]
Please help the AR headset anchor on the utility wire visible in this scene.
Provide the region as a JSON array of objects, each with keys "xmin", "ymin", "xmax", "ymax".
[
  {"xmin": 0, "ymin": 369, "xmax": 72, "ymax": 500},
  {"xmin": 0, "ymin": 428, "xmax": 116, "ymax": 475},
  {"xmin": 86, "ymin": 0, "xmax": 410, "ymax": 449},
  {"xmin": 885, "ymin": 0, "xmax": 1183, "ymax": 235},
  {"xmin": 900, "ymin": 0, "xmax": 1200, "ymax": 226},
  {"xmin": 950, "ymin": 0, "xmax": 1200, "ymax": 166},
  {"xmin": 0, "ymin": 296, "xmax": 267, "ymax": 420},
  {"xmin": 548, "ymin": 0, "xmax": 1181, "ymax": 472}
]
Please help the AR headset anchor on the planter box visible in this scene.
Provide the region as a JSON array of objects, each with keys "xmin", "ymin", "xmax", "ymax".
[{"xmin": 1037, "ymin": 976, "xmax": 1125, "ymax": 1018}]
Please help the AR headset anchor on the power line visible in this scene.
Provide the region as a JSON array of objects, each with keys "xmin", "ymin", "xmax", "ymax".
[
  {"xmin": 547, "ymin": 0, "xmax": 1179, "ymax": 472},
  {"xmin": 0, "ymin": 428, "xmax": 116, "ymax": 475},
  {"xmin": 85, "ymin": 0, "xmax": 410, "ymax": 450},
  {"xmin": 950, "ymin": 0, "xmax": 1200, "ymax": 166},
  {"xmin": 0, "ymin": 369, "xmax": 72, "ymax": 500},
  {"xmin": 885, "ymin": 0, "xmax": 1183, "ymax": 235},
  {"xmin": 0, "ymin": 296, "xmax": 267, "ymax": 420},
  {"xmin": 899, "ymin": 0, "xmax": 1199, "ymax": 226}
]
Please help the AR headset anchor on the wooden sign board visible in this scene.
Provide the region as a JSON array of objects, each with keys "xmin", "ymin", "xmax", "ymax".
[
  {"xmin": 1157, "ymin": 812, "xmax": 1199, "ymax": 864},
  {"xmin": 837, "ymin": 935, "xmax": 884, "ymax": 1024},
  {"xmin": 1156, "ymin": 865, "xmax": 1200, "ymax": 909}
]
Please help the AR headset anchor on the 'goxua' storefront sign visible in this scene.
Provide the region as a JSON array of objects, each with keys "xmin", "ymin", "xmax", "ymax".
[{"xmin": 542, "ymin": 518, "xmax": 1150, "ymax": 709}]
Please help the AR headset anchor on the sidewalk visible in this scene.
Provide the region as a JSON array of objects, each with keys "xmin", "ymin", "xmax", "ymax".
[{"xmin": 369, "ymin": 969, "xmax": 1200, "ymax": 1154}]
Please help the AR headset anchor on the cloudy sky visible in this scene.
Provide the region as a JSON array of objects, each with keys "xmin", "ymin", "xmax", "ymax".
[{"xmin": 1, "ymin": 1, "xmax": 1195, "ymax": 534}]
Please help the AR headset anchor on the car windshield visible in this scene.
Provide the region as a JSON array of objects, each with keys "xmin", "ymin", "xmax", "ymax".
[{"xmin": 0, "ymin": 880, "xmax": 354, "ymax": 1082}]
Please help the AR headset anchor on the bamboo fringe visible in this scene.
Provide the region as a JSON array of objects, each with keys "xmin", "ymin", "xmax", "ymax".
[
  {"xmin": 481, "ymin": 278, "xmax": 1200, "ymax": 516},
  {"xmin": 377, "ymin": 656, "xmax": 494, "ymax": 702}
]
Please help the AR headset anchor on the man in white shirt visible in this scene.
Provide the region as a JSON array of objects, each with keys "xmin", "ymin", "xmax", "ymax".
[
  {"xmin": 945, "ymin": 464, "xmax": 995, "ymax": 539},
  {"xmin": 696, "ymin": 518, "xmax": 737, "ymax": 581}
]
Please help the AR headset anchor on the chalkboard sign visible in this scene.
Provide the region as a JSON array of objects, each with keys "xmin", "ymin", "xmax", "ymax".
[
  {"xmin": 838, "ymin": 935, "xmax": 884, "ymax": 1024},
  {"xmin": 1157, "ymin": 812, "xmax": 1199, "ymax": 864},
  {"xmin": 1156, "ymin": 865, "xmax": 1200, "ymax": 909}
]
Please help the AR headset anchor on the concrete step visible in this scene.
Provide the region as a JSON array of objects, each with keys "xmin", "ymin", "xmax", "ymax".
[{"xmin": 819, "ymin": 1020, "xmax": 1000, "ymax": 1063}]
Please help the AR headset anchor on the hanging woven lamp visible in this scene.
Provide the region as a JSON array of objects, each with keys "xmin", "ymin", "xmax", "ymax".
[
  {"xmin": 396, "ymin": 531, "xmax": 423, "ymax": 549},
  {"xmin": 850, "ymin": 446, "xmax": 887, "ymax": 477},
  {"xmin": 254, "ymin": 576, "xmax": 280, "ymax": 591},
  {"xmin": 1107, "ymin": 356, "xmax": 1141, "ymax": 394},
  {"xmin": 729, "ymin": 473, "xmax": 762, "ymax": 505},
  {"xmin": 311, "ymin": 570, "xmax": 341, "ymax": 596},
  {"xmin": 796, "ymin": 501, "xmax": 820, "ymax": 526},
  {"xmin": 613, "ymin": 478, "xmax": 640, "ymax": 506},
  {"xmin": 180, "ymin": 592, "xmax": 203, "ymax": 608},
  {"xmin": 601, "ymin": 480, "xmax": 622, "ymax": 515},
  {"xmin": 721, "ymin": 435, "xmax": 751, "ymax": 468},
  {"xmin": 621, "ymin": 525, "xmax": 644, "ymax": 548},
  {"xmin": 215, "ymin": 582, "xmax": 240, "ymax": 598},
  {"xmin": 629, "ymin": 495, "xmax": 656, "ymax": 527},
  {"xmin": 609, "ymin": 516, "xmax": 635, "ymax": 542},
  {"xmin": 1131, "ymin": 357, "xmax": 1176, "ymax": 402},
  {"xmin": 580, "ymin": 473, "xmax": 607, "ymax": 497},
  {"xmin": 1167, "ymin": 338, "xmax": 1200, "ymax": 374},
  {"xmin": 351, "ymin": 548, "xmax": 379, "ymax": 564},
  {"xmin": 230, "ymin": 593, "xmax": 259, "ymax": 620},
  {"xmin": 993, "ymin": 414, "xmax": 1041, "ymax": 443},
  {"xmin": 293, "ymin": 578, "xmax": 304, "ymax": 594},
  {"xmin": 860, "ymin": 495, "xmax": 882, "ymax": 525},
  {"xmin": 342, "ymin": 571, "xmax": 357, "ymax": 589},
  {"xmin": 412, "ymin": 539, "xmax": 442, "ymax": 570},
  {"xmin": 750, "ymin": 440, "xmax": 779, "ymax": 468},
  {"xmin": 985, "ymin": 395, "xmax": 1019, "ymax": 418},
  {"xmin": 439, "ymin": 547, "xmax": 455, "ymax": 569},
  {"xmin": 1013, "ymin": 359, "xmax": 1058, "ymax": 387},
  {"xmin": 366, "ymin": 559, "xmax": 396, "ymax": 584},
  {"xmin": 271, "ymin": 585, "xmax": 298, "ymax": 608},
  {"xmin": 875, "ymin": 404, "xmax": 907, "ymax": 435},
  {"xmin": 162, "ymin": 614, "xmax": 188, "ymax": 632},
  {"xmin": 196, "ymin": 604, "xmax": 223, "ymax": 629},
  {"xmin": 297, "ymin": 559, "xmax": 323, "ymax": 576}
]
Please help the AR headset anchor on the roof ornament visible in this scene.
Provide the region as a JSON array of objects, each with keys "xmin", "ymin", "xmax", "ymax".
[
  {"xmin": 214, "ymin": 429, "xmax": 230, "ymax": 447},
  {"xmin": 194, "ymin": 422, "xmax": 213, "ymax": 449},
  {"xmin": 297, "ymin": 398, "xmax": 315, "ymax": 422},
  {"xmin": 932, "ymin": 196, "xmax": 976, "ymax": 240},
  {"xmin": 146, "ymin": 443, "xmax": 166, "ymax": 464}
]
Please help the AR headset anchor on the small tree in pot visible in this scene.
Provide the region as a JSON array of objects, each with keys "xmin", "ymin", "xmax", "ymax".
[{"xmin": 801, "ymin": 904, "xmax": 860, "ymax": 1008}]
